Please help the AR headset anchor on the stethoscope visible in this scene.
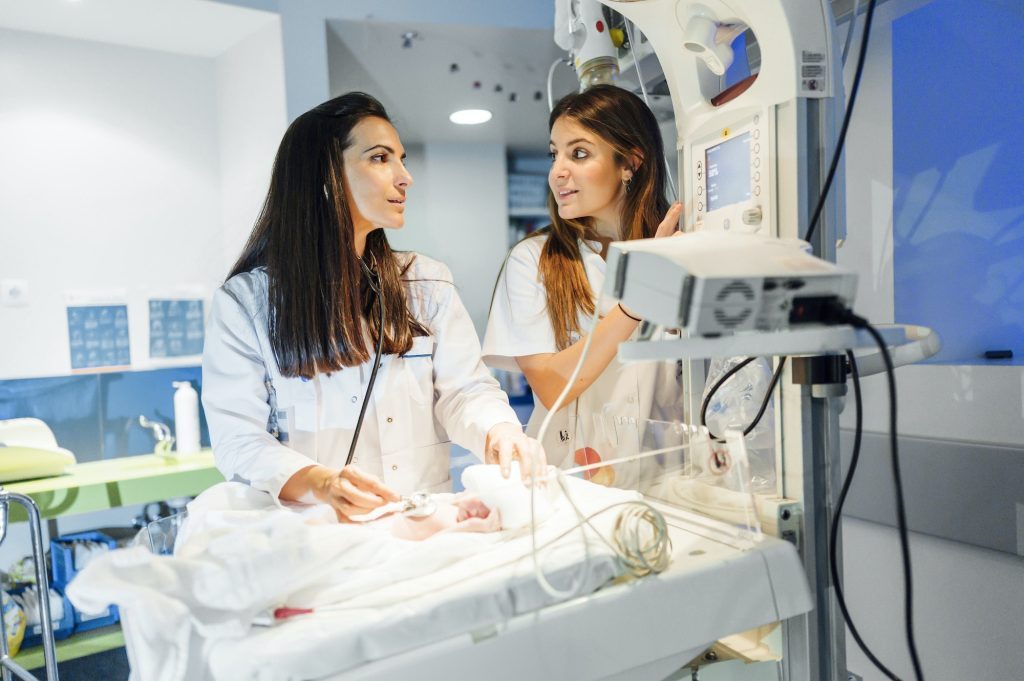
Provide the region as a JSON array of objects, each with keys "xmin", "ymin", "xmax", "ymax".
[
  {"xmin": 345, "ymin": 257, "xmax": 385, "ymax": 468},
  {"xmin": 344, "ymin": 258, "xmax": 436, "ymax": 519}
]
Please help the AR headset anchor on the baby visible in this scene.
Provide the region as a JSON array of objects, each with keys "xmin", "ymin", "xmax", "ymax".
[
  {"xmin": 358, "ymin": 463, "xmax": 555, "ymax": 541},
  {"xmin": 386, "ymin": 492, "xmax": 500, "ymax": 541}
]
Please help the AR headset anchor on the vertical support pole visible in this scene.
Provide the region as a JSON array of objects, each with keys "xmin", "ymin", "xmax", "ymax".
[
  {"xmin": 0, "ymin": 491, "xmax": 59, "ymax": 681},
  {"xmin": 776, "ymin": 93, "xmax": 848, "ymax": 681}
]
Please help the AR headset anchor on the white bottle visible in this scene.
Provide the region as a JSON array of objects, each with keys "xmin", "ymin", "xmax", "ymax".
[{"xmin": 172, "ymin": 381, "xmax": 200, "ymax": 455}]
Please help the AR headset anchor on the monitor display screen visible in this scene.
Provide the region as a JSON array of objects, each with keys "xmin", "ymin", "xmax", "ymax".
[{"xmin": 705, "ymin": 132, "xmax": 751, "ymax": 211}]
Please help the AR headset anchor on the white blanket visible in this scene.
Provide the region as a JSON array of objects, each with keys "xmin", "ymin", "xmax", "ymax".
[{"xmin": 67, "ymin": 478, "xmax": 640, "ymax": 681}]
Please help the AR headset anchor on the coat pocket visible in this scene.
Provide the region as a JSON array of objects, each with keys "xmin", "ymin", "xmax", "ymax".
[
  {"xmin": 380, "ymin": 441, "xmax": 451, "ymax": 496},
  {"xmin": 400, "ymin": 335, "xmax": 436, "ymax": 404}
]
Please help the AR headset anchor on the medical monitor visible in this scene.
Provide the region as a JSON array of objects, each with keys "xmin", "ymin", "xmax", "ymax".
[
  {"xmin": 705, "ymin": 132, "xmax": 751, "ymax": 211},
  {"xmin": 689, "ymin": 111, "xmax": 770, "ymax": 235}
]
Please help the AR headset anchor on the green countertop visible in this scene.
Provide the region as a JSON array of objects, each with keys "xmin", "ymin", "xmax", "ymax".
[{"xmin": 3, "ymin": 449, "xmax": 224, "ymax": 521}]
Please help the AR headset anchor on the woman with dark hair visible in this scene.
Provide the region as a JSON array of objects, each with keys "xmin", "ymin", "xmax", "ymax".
[
  {"xmin": 203, "ymin": 92, "xmax": 542, "ymax": 521},
  {"xmin": 483, "ymin": 84, "xmax": 682, "ymax": 487}
]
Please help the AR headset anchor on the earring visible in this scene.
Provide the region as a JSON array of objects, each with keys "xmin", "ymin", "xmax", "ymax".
[{"xmin": 622, "ymin": 177, "xmax": 633, "ymax": 193}]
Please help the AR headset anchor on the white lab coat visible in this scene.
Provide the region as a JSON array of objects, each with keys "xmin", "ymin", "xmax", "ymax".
[
  {"xmin": 482, "ymin": 235, "xmax": 684, "ymax": 489},
  {"xmin": 202, "ymin": 254, "xmax": 517, "ymax": 500}
]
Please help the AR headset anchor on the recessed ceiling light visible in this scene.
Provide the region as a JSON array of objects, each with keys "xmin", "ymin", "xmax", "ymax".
[{"xmin": 449, "ymin": 109, "xmax": 492, "ymax": 125}]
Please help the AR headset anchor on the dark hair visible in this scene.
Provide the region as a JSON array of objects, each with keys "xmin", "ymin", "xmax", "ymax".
[
  {"xmin": 229, "ymin": 92, "xmax": 426, "ymax": 378},
  {"xmin": 538, "ymin": 84, "xmax": 670, "ymax": 349}
]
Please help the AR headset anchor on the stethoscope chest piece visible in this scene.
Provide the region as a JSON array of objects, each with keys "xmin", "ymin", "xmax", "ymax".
[{"xmin": 401, "ymin": 492, "xmax": 437, "ymax": 518}]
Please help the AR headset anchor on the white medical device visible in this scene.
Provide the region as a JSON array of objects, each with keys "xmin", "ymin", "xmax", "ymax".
[
  {"xmin": 554, "ymin": 0, "xmax": 620, "ymax": 89},
  {"xmin": 560, "ymin": 1, "xmax": 859, "ymax": 679},
  {"xmin": 605, "ymin": 231, "xmax": 857, "ymax": 335}
]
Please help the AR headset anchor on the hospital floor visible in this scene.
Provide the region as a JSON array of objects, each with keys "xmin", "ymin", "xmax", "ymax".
[{"xmin": 29, "ymin": 647, "xmax": 129, "ymax": 680}]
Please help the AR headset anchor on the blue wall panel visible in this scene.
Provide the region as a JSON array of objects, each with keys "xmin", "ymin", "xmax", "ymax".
[
  {"xmin": 0, "ymin": 367, "xmax": 208, "ymax": 463},
  {"xmin": 892, "ymin": 0, "xmax": 1024, "ymax": 364}
]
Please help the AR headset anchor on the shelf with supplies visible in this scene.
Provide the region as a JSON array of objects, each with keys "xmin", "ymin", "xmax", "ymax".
[{"xmin": 2, "ymin": 450, "xmax": 223, "ymax": 670}]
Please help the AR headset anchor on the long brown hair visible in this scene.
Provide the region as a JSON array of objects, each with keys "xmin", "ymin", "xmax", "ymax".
[
  {"xmin": 229, "ymin": 92, "xmax": 426, "ymax": 379},
  {"xmin": 536, "ymin": 84, "xmax": 670, "ymax": 349}
]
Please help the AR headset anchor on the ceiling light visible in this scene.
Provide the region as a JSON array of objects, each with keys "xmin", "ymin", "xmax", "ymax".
[{"xmin": 449, "ymin": 109, "xmax": 492, "ymax": 125}]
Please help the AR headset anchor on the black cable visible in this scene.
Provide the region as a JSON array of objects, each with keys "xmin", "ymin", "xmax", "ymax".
[
  {"xmin": 835, "ymin": 308, "xmax": 925, "ymax": 681},
  {"xmin": 345, "ymin": 260, "xmax": 386, "ymax": 468},
  {"xmin": 700, "ymin": 356, "xmax": 786, "ymax": 442},
  {"xmin": 804, "ymin": 0, "xmax": 877, "ymax": 245},
  {"xmin": 830, "ymin": 351, "xmax": 901, "ymax": 680},
  {"xmin": 858, "ymin": 320, "xmax": 925, "ymax": 681}
]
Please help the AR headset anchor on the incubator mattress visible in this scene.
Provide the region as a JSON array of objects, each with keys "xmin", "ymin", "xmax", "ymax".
[{"xmin": 68, "ymin": 478, "xmax": 812, "ymax": 681}]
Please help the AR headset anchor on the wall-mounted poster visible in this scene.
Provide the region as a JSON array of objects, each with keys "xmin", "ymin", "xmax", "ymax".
[
  {"xmin": 149, "ymin": 298, "xmax": 204, "ymax": 358},
  {"xmin": 67, "ymin": 304, "xmax": 131, "ymax": 371}
]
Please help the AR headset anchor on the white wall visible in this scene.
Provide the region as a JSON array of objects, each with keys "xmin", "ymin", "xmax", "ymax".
[
  {"xmin": 388, "ymin": 143, "xmax": 509, "ymax": 337},
  {"xmin": 0, "ymin": 20, "xmax": 286, "ymax": 572},
  {"xmin": 843, "ymin": 518, "xmax": 1024, "ymax": 681},
  {"xmin": 0, "ymin": 29, "xmax": 222, "ymax": 379},
  {"xmin": 837, "ymin": 2, "xmax": 1024, "ymax": 679},
  {"xmin": 216, "ymin": 19, "xmax": 288, "ymax": 275},
  {"xmin": 0, "ymin": 24, "xmax": 287, "ymax": 380}
]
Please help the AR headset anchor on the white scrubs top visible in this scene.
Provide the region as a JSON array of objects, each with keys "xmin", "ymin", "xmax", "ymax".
[
  {"xmin": 203, "ymin": 254, "xmax": 517, "ymax": 500},
  {"xmin": 482, "ymin": 235, "xmax": 684, "ymax": 489}
]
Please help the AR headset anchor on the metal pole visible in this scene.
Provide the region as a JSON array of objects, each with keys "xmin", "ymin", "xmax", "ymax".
[{"xmin": 0, "ymin": 490, "xmax": 59, "ymax": 681}]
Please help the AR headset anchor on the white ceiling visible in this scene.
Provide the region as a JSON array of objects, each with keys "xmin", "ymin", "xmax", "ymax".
[
  {"xmin": 0, "ymin": 0, "xmax": 580, "ymax": 150},
  {"xmin": 0, "ymin": 0, "xmax": 278, "ymax": 57},
  {"xmin": 326, "ymin": 19, "xmax": 578, "ymax": 150}
]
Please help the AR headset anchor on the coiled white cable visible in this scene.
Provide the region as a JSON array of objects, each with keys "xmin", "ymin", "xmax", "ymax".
[
  {"xmin": 531, "ymin": 301, "xmax": 676, "ymax": 597},
  {"xmin": 612, "ymin": 502, "xmax": 672, "ymax": 577}
]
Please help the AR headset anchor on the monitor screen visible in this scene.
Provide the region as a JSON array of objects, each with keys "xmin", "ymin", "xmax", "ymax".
[{"xmin": 705, "ymin": 132, "xmax": 751, "ymax": 211}]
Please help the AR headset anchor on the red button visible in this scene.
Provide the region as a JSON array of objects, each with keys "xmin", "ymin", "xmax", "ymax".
[{"xmin": 596, "ymin": 20, "xmax": 605, "ymax": 32}]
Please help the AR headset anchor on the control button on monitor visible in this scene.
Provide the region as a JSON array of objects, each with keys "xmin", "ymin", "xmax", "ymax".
[{"xmin": 742, "ymin": 207, "xmax": 763, "ymax": 224}]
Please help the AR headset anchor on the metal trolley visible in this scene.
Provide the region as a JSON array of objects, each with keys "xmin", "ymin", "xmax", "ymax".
[{"xmin": 0, "ymin": 488, "xmax": 59, "ymax": 681}]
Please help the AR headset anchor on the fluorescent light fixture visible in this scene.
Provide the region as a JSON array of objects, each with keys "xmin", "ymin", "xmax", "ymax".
[{"xmin": 449, "ymin": 109, "xmax": 492, "ymax": 125}]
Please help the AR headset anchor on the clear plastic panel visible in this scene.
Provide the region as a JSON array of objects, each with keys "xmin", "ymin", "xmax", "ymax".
[
  {"xmin": 566, "ymin": 412, "xmax": 765, "ymax": 546},
  {"xmin": 132, "ymin": 511, "xmax": 188, "ymax": 555},
  {"xmin": 642, "ymin": 424, "xmax": 764, "ymax": 546}
]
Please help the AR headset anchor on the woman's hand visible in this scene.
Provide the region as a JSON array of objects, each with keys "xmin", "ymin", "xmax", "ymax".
[
  {"xmin": 654, "ymin": 202, "xmax": 683, "ymax": 238},
  {"xmin": 283, "ymin": 464, "xmax": 401, "ymax": 522},
  {"xmin": 484, "ymin": 422, "xmax": 547, "ymax": 481}
]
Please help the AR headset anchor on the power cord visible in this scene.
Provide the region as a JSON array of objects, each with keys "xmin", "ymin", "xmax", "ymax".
[
  {"xmin": 830, "ymin": 350, "xmax": 901, "ymax": 680},
  {"xmin": 804, "ymin": 0, "xmax": 877, "ymax": 245},
  {"xmin": 824, "ymin": 303, "xmax": 925, "ymax": 681}
]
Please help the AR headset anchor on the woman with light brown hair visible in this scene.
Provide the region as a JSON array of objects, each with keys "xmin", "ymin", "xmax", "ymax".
[{"xmin": 483, "ymin": 84, "xmax": 682, "ymax": 487}]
